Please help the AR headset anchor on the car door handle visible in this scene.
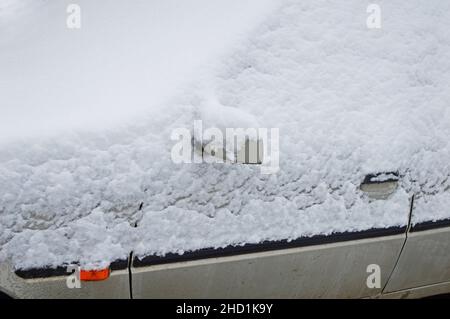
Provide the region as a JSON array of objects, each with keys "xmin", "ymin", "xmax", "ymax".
[{"xmin": 360, "ymin": 172, "xmax": 399, "ymax": 200}]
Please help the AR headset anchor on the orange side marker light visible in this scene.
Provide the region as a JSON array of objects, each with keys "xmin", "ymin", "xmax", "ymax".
[{"xmin": 80, "ymin": 268, "xmax": 110, "ymax": 281}]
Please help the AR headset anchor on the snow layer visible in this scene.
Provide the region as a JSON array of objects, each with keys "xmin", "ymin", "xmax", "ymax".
[
  {"xmin": 0, "ymin": 0, "xmax": 278, "ymax": 143},
  {"xmin": 1, "ymin": 0, "xmax": 450, "ymax": 270}
]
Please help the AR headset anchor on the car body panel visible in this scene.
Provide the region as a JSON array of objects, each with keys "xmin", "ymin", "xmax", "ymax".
[
  {"xmin": 379, "ymin": 280, "xmax": 450, "ymax": 299},
  {"xmin": 0, "ymin": 262, "xmax": 130, "ymax": 299},
  {"xmin": 4, "ymin": 194, "xmax": 450, "ymax": 299},
  {"xmin": 131, "ymin": 234, "xmax": 404, "ymax": 299},
  {"xmin": 384, "ymin": 226, "xmax": 450, "ymax": 293}
]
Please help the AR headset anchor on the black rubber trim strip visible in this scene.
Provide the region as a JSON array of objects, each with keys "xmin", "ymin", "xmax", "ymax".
[
  {"xmin": 133, "ymin": 226, "xmax": 406, "ymax": 268},
  {"xmin": 411, "ymin": 218, "xmax": 450, "ymax": 232},
  {"xmin": 111, "ymin": 258, "xmax": 129, "ymax": 271},
  {"xmin": 15, "ymin": 265, "xmax": 69, "ymax": 279},
  {"xmin": 14, "ymin": 258, "xmax": 129, "ymax": 280}
]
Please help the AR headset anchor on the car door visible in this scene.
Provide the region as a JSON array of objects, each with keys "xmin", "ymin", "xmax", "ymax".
[
  {"xmin": 383, "ymin": 190, "xmax": 450, "ymax": 296},
  {"xmin": 131, "ymin": 175, "xmax": 410, "ymax": 299}
]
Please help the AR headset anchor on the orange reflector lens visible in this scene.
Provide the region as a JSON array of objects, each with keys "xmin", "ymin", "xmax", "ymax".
[{"xmin": 80, "ymin": 268, "xmax": 110, "ymax": 281}]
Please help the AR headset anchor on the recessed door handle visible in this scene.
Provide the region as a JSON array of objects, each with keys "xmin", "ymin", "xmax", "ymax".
[{"xmin": 360, "ymin": 172, "xmax": 399, "ymax": 200}]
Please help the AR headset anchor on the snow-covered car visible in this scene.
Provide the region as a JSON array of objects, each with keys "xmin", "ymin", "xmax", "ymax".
[{"xmin": 1, "ymin": 0, "xmax": 449, "ymax": 299}]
